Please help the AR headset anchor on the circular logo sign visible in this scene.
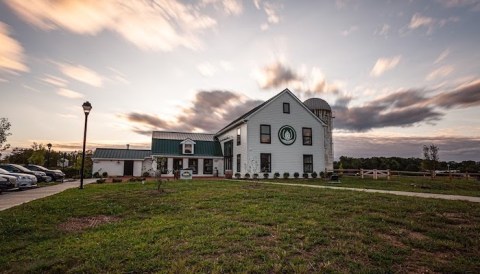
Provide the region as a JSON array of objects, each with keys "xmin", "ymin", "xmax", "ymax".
[{"xmin": 278, "ymin": 125, "xmax": 296, "ymax": 145}]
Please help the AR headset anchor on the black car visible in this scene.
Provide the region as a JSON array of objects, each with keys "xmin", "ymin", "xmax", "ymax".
[
  {"xmin": 0, "ymin": 174, "xmax": 18, "ymax": 193},
  {"xmin": 0, "ymin": 164, "xmax": 50, "ymax": 182},
  {"xmin": 24, "ymin": 164, "xmax": 65, "ymax": 182}
]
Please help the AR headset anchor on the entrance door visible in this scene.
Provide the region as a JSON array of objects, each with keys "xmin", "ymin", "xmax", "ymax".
[
  {"xmin": 173, "ymin": 158, "xmax": 183, "ymax": 171},
  {"xmin": 124, "ymin": 160, "xmax": 134, "ymax": 176}
]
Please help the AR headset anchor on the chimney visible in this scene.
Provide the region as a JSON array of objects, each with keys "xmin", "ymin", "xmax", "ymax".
[{"xmin": 126, "ymin": 144, "xmax": 130, "ymax": 150}]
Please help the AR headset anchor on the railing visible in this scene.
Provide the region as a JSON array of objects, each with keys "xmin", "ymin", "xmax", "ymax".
[{"xmin": 333, "ymin": 169, "xmax": 480, "ymax": 181}]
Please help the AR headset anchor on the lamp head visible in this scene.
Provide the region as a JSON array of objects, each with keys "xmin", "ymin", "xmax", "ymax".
[{"xmin": 82, "ymin": 101, "xmax": 92, "ymax": 114}]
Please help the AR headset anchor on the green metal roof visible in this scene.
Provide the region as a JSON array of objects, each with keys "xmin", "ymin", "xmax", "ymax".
[
  {"xmin": 152, "ymin": 139, "xmax": 223, "ymax": 157},
  {"xmin": 92, "ymin": 148, "xmax": 151, "ymax": 160}
]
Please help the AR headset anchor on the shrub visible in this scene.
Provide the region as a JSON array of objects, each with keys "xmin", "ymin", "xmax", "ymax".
[
  {"xmin": 274, "ymin": 172, "xmax": 280, "ymax": 179},
  {"xmin": 142, "ymin": 171, "xmax": 150, "ymax": 177},
  {"xmin": 96, "ymin": 178, "xmax": 105, "ymax": 184},
  {"xmin": 93, "ymin": 171, "xmax": 100, "ymax": 178},
  {"xmin": 112, "ymin": 178, "xmax": 122, "ymax": 183},
  {"xmin": 303, "ymin": 173, "xmax": 309, "ymax": 179},
  {"xmin": 283, "ymin": 172, "xmax": 290, "ymax": 179},
  {"xmin": 312, "ymin": 171, "xmax": 318, "ymax": 178},
  {"xmin": 234, "ymin": 173, "xmax": 241, "ymax": 179},
  {"xmin": 263, "ymin": 173, "xmax": 269, "ymax": 179},
  {"xmin": 253, "ymin": 173, "xmax": 259, "ymax": 179},
  {"xmin": 293, "ymin": 172, "xmax": 300, "ymax": 178},
  {"xmin": 320, "ymin": 171, "xmax": 325, "ymax": 178},
  {"xmin": 244, "ymin": 173, "xmax": 251, "ymax": 179},
  {"xmin": 102, "ymin": 171, "xmax": 108, "ymax": 178}
]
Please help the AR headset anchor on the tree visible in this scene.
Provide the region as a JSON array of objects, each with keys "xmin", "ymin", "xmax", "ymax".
[
  {"xmin": 28, "ymin": 143, "xmax": 46, "ymax": 165},
  {"xmin": 0, "ymin": 118, "xmax": 11, "ymax": 157},
  {"xmin": 422, "ymin": 144, "xmax": 439, "ymax": 178}
]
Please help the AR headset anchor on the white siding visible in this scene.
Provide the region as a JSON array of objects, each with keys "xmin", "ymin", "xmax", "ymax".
[
  {"xmin": 133, "ymin": 161, "xmax": 143, "ymax": 177},
  {"xmin": 217, "ymin": 123, "xmax": 248, "ymax": 175},
  {"xmin": 93, "ymin": 160, "xmax": 124, "ymax": 176},
  {"xmin": 246, "ymin": 92, "xmax": 326, "ymax": 175}
]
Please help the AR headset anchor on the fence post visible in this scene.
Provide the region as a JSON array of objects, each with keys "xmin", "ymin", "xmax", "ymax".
[
  {"xmin": 387, "ymin": 169, "xmax": 390, "ymax": 180},
  {"xmin": 361, "ymin": 169, "xmax": 364, "ymax": 179},
  {"xmin": 373, "ymin": 169, "xmax": 377, "ymax": 180}
]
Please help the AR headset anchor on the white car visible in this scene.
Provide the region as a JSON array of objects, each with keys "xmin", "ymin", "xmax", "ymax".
[
  {"xmin": 0, "ymin": 168, "xmax": 37, "ymax": 189},
  {"xmin": 0, "ymin": 174, "xmax": 18, "ymax": 193}
]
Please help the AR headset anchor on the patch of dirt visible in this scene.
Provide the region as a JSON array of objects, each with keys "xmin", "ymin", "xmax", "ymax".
[
  {"xmin": 58, "ymin": 215, "xmax": 120, "ymax": 232},
  {"xmin": 407, "ymin": 230, "xmax": 429, "ymax": 241},
  {"xmin": 242, "ymin": 183, "xmax": 263, "ymax": 189},
  {"xmin": 377, "ymin": 233, "xmax": 406, "ymax": 248}
]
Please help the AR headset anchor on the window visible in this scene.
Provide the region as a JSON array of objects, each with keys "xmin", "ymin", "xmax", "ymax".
[
  {"xmin": 189, "ymin": 159, "xmax": 198, "ymax": 174},
  {"xmin": 260, "ymin": 124, "xmax": 271, "ymax": 144},
  {"xmin": 283, "ymin": 102, "xmax": 290, "ymax": 113},
  {"xmin": 224, "ymin": 140, "xmax": 233, "ymax": 171},
  {"xmin": 302, "ymin": 127, "xmax": 312, "ymax": 145},
  {"xmin": 303, "ymin": 155, "xmax": 313, "ymax": 173},
  {"xmin": 260, "ymin": 153, "xmax": 271, "ymax": 172},
  {"xmin": 237, "ymin": 154, "xmax": 241, "ymax": 172},
  {"xmin": 184, "ymin": 144, "xmax": 193, "ymax": 154},
  {"xmin": 203, "ymin": 159, "xmax": 213, "ymax": 174},
  {"xmin": 237, "ymin": 128, "xmax": 241, "ymax": 145}
]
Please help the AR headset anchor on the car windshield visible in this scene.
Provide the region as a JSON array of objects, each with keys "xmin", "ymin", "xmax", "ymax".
[
  {"xmin": 10, "ymin": 164, "xmax": 33, "ymax": 172},
  {"xmin": 32, "ymin": 165, "xmax": 49, "ymax": 171}
]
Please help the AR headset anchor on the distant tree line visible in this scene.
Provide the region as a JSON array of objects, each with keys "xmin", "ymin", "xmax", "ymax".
[{"xmin": 334, "ymin": 156, "xmax": 479, "ymax": 173}]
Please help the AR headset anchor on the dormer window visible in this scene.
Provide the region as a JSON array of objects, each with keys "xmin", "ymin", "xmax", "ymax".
[{"xmin": 180, "ymin": 139, "xmax": 196, "ymax": 154}]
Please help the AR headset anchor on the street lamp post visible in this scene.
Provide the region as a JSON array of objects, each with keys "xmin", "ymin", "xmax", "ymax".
[
  {"xmin": 80, "ymin": 101, "xmax": 92, "ymax": 189},
  {"xmin": 47, "ymin": 143, "xmax": 52, "ymax": 168}
]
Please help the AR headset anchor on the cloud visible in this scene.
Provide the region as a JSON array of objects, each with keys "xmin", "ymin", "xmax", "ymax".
[
  {"xmin": 5, "ymin": 0, "xmax": 217, "ymax": 52},
  {"xmin": 0, "ymin": 21, "xmax": 28, "ymax": 74},
  {"xmin": 407, "ymin": 13, "xmax": 459, "ymax": 34},
  {"xmin": 370, "ymin": 55, "xmax": 401, "ymax": 77},
  {"xmin": 426, "ymin": 65, "xmax": 454, "ymax": 81},
  {"xmin": 254, "ymin": 1, "xmax": 282, "ymax": 30},
  {"xmin": 122, "ymin": 90, "xmax": 262, "ymax": 134},
  {"xmin": 434, "ymin": 49, "xmax": 450, "ymax": 64},
  {"xmin": 334, "ymin": 79, "xmax": 480, "ymax": 131},
  {"xmin": 57, "ymin": 88, "xmax": 84, "ymax": 99},
  {"xmin": 57, "ymin": 63, "xmax": 103, "ymax": 87},
  {"xmin": 197, "ymin": 62, "xmax": 217, "ymax": 77},
  {"xmin": 374, "ymin": 24, "xmax": 390, "ymax": 37},
  {"xmin": 409, "ymin": 13, "xmax": 434, "ymax": 29},
  {"xmin": 201, "ymin": 0, "xmax": 243, "ymax": 15},
  {"xmin": 436, "ymin": 0, "xmax": 480, "ymax": 11},
  {"xmin": 341, "ymin": 25, "xmax": 358, "ymax": 36},
  {"xmin": 432, "ymin": 79, "xmax": 480, "ymax": 108},
  {"xmin": 335, "ymin": 135, "xmax": 480, "ymax": 161},
  {"xmin": 40, "ymin": 74, "xmax": 68, "ymax": 87},
  {"xmin": 254, "ymin": 62, "xmax": 342, "ymax": 97}
]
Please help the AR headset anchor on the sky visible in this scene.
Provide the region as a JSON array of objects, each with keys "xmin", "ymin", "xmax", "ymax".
[{"xmin": 0, "ymin": 0, "xmax": 480, "ymax": 161}]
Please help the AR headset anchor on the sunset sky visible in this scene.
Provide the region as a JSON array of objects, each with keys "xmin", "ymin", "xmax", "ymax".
[{"xmin": 1, "ymin": 0, "xmax": 479, "ymax": 161}]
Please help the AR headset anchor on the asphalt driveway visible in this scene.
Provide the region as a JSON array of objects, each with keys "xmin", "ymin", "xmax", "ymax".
[{"xmin": 0, "ymin": 179, "xmax": 96, "ymax": 211}]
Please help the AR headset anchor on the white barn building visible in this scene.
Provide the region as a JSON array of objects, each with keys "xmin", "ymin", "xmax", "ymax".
[{"xmin": 92, "ymin": 89, "xmax": 334, "ymax": 178}]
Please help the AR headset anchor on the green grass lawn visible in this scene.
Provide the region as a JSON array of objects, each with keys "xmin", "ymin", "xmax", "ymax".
[
  {"xmin": 270, "ymin": 176, "xmax": 480, "ymax": 197},
  {"xmin": 1, "ymin": 180, "xmax": 479, "ymax": 273}
]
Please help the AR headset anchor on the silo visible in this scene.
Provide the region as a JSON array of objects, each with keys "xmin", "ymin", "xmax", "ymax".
[{"xmin": 303, "ymin": 98, "xmax": 334, "ymax": 171}]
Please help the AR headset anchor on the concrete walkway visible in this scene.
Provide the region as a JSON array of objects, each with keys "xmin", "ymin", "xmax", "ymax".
[
  {"xmin": 0, "ymin": 179, "xmax": 96, "ymax": 211},
  {"xmin": 244, "ymin": 181, "xmax": 480, "ymax": 203}
]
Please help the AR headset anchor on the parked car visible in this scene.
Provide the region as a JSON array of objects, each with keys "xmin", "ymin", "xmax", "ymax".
[
  {"xmin": 23, "ymin": 164, "xmax": 65, "ymax": 182},
  {"xmin": 0, "ymin": 168, "xmax": 36, "ymax": 189},
  {"xmin": 0, "ymin": 164, "xmax": 50, "ymax": 182},
  {"xmin": 0, "ymin": 174, "xmax": 19, "ymax": 193}
]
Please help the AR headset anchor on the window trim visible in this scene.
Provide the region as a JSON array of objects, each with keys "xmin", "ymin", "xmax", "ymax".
[
  {"xmin": 236, "ymin": 154, "xmax": 241, "ymax": 172},
  {"xmin": 303, "ymin": 154, "xmax": 313, "ymax": 173},
  {"xmin": 302, "ymin": 127, "xmax": 313, "ymax": 146},
  {"xmin": 237, "ymin": 128, "xmax": 241, "ymax": 146},
  {"xmin": 260, "ymin": 153, "xmax": 272, "ymax": 173},
  {"xmin": 283, "ymin": 102, "xmax": 290, "ymax": 114},
  {"xmin": 260, "ymin": 124, "xmax": 271, "ymax": 144}
]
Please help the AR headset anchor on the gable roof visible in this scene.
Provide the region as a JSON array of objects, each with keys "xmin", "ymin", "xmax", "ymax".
[
  {"xmin": 216, "ymin": 88, "xmax": 327, "ymax": 136},
  {"xmin": 92, "ymin": 148, "xmax": 151, "ymax": 160}
]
